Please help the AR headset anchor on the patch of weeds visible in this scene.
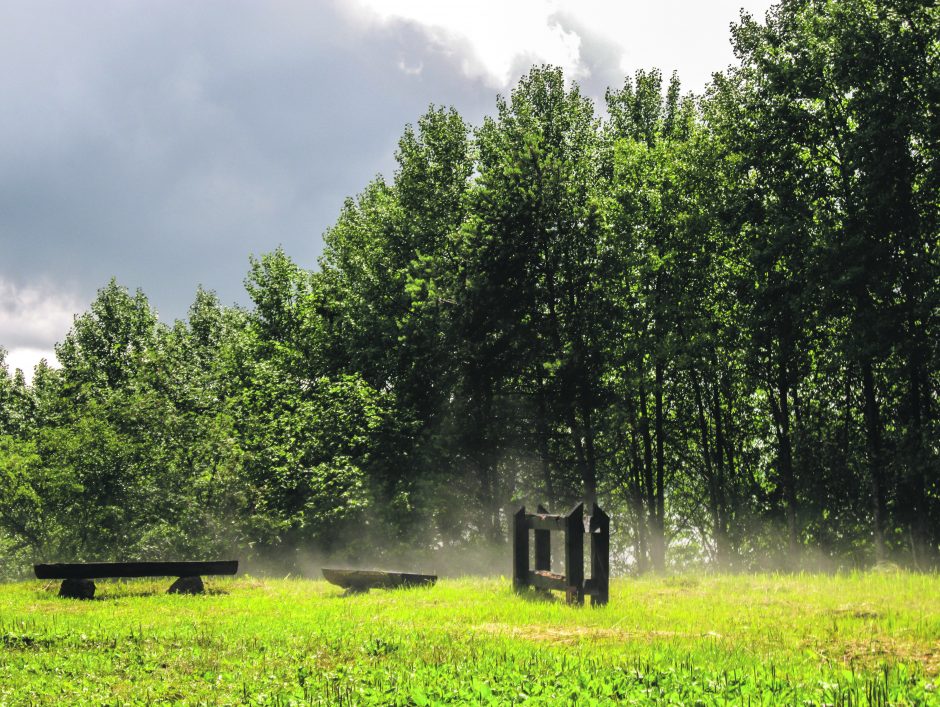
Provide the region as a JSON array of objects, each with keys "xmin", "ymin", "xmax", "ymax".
[
  {"xmin": 361, "ymin": 637, "xmax": 397, "ymax": 657},
  {"xmin": 0, "ymin": 632, "xmax": 41, "ymax": 649},
  {"xmin": 664, "ymin": 575, "xmax": 701, "ymax": 590}
]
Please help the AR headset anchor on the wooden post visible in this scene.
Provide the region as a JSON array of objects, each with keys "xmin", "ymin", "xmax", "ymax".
[
  {"xmin": 590, "ymin": 505, "xmax": 610, "ymax": 606},
  {"xmin": 513, "ymin": 506, "xmax": 529, "ymax": 591},
  {"xmin": 564, "ymin": 503, "xmax": 584, "ymax": 605},
  {"xmin": 535, "ymin": 504, "xmax": 551, "ymax": 573}
]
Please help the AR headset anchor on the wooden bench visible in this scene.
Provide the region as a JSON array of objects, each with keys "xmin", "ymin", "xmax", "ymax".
[
  {"xmin": 34, "ymin": 560, "xmax": 239, "ymax": 599},
  {"xmin": 322, "ymin": 568, "xmax": 437, "ymax": 593}
]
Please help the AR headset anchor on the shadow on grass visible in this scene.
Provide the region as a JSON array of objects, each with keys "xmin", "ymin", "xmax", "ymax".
[
  {"xmin": 0, "ymin": 633, "xmax": 55, "ymax": 650},
  {"xmin": 37, "ymin": 583, "xmax": 231, "ymax": 601},
  {"xmin": 515, "ymin": 588, "xmax": 559, "ymax": 604}
]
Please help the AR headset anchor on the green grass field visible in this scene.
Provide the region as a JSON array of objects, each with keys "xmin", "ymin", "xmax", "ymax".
[{"xmin": 1, "ymin": 573, "xmax": 937, "ymax": 705}]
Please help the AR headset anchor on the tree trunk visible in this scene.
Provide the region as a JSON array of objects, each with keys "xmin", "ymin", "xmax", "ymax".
[
  {"xmin": 768, "ymin": 358, "xmax": 798, "ymax": 566},
  {"xmin": 861, "ymin": 356, "xmax": 886, "ymax": 563},
  {"xmin": 579, "ymin": 391, "xmax": 598, "ymax": 508},
  {"xmin": 566, "ymin": 404, "xmax": 590, "ymax": 498},
  {"xmin": 626, "ymin": 388, "xmax": 651, "ymax": 574},
  {"xmin": 650, "ymin": 356, "xmax": 666, "ymax": 573},
  {"xmin": 711, "ymin": 374, "xmax": 731, "ymax": 567},
  {"xmin": 903, "ymin": 302, "xmax": 932, "ymax": 567},
  {"xmin": 536, "ymin": 384, "xmax": 555, "ymax": 503},
  {"xmin": 468, "ymin": 366, "xmax": 502, "ymax": 543},
  {"xmin": 689, "ymin": 366, "xmax": 716, "ymax": 556},
  {"xmin": 715, "ymin": 374, "xmax": 739, "ymax": 564}
]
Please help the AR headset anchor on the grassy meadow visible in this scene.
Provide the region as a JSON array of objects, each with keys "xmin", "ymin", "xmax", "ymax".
[{"xmin": 0, "ymin": 572, "xmax": 937, "ymax": 705}]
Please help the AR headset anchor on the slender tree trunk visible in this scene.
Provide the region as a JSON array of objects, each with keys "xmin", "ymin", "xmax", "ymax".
[
  {"xmin": 861, "ymin": 356, "xmax": 886, "ymax": 563},
  {"xmin": 768, "ymin": 357, "xmax": 799, "ymax": 566},
  {"xmin": 579, "ymin": 391, "xmax": 598, "ymax": 508},
  {"xmin": 468, "ymin": 365, "xmax": 501, "ymax": 543},
  {"xmin": 904, "ymin": 301, "xmax": 931, "ymax": 567},
  {"xmin": 627, "ymin": 387, "xmax": 652, "ymax": 574},
  {"xmin": 691, "ymin": 367, "xmax": 719, "ymax": 565},
  {"xmin": 639, "ymin": 378, "xmax": 655, "ymax": 506},
  {"xmin": 620, "ymin": 409, "xmax": 649, "ymax": 573},
  {"xmin": 650, "ymin": 356, "xmax": 666, "ymax": 573},
  {"xmin": 536, "ymin": 383, "xmax": 555, "ymax": 503},
  {"xmin": 566, "ymin": 406, "xmax": 591, "ymax": 501},
  {"xmin": 634, "ymin": 497, "xmax": 648, "ymax": 573},
  {"xmin": 638, "ymin": 373, "xmax": 659, "ymax": 573},
  {"xmin": 715, "ymin": 373, "xmax": 740, "ymax": 564},
  {"xmin": 712, "ymin": 374, "xmax": 731, "ymax": 567}
]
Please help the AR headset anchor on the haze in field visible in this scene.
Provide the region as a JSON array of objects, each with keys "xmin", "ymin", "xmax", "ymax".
[{"xmin": 0, "ymin": 0, "xmax": 774, "ymax": 379}]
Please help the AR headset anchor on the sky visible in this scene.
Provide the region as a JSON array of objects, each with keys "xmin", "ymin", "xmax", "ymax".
[{"xmin": 0, "ymin": 0, "xmax": 775, "ymax": 380}]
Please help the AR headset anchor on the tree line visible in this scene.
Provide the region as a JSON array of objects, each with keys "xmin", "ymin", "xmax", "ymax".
[{"xmin": 1, "ymin": 0, "xmax": 937, "ymax": 576}]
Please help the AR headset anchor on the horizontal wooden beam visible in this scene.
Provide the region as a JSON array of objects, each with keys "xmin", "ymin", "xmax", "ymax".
[
  {"xmin": 34, "ymin": 560, "xmax": 238, "ymax": 580},
  {"xmin": 526, "ymin": 514, "xmax": 567, "ymax": 532},
  {"xmin": 528, "ymin": 570, "xmax": 569, "ymax": 591}
]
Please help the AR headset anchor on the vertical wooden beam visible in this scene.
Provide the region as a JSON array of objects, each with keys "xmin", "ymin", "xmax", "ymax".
[
  {"xmin": 513, "ymin": 506, "xmax": 529, "ymax": 591},
  {"xmin": 590, "ymin": 504, "xmax": 610, "ymax": 606},
  {"xmin": 535, "ymin": 504, "xmax": 551, "ymax": 573},
  {"xmin": 564, "ymin": 503, "xmax": 584, "ymax": 605}
]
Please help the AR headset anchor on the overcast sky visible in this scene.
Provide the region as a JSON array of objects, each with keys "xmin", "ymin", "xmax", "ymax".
[{"xmin": 0, "ymin": 0, "xmax": 774, "ymax": 379}]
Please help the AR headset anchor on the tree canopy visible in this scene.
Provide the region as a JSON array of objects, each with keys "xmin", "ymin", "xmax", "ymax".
[{"xmin": 1, "ymin": 0, "xmax": 937, "ymax": 576}]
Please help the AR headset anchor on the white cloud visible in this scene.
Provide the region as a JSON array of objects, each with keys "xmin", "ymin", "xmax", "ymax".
[
  {"xmin": 3, "ymin": 347, "xmax": 58, "ymax": 384},
  {"xmin": 0, "ymin": 279, "xmax": 79, "ymax": 348},
  {"xmin": 0, "ymin": 279, "xmax": 81, "ymax": 378},
  {"xmin": 397, "ymin": 58, "xmax": 424, "ymax": 76},
  {"xmin": 348, "ymin": 0, "xmax": 775, "ymax": 92},
  {"xmin": 349, "ymin": 0, "xmax": 583, "ymax": 87}
]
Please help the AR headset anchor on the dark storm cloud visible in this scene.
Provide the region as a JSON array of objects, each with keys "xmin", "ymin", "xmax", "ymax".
[{"xmin": 0, "ymin": 0, "xmax": 495, "ymax": 322}]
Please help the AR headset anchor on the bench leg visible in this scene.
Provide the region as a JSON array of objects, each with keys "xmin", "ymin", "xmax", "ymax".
[
  {"xmin": 168, "ymin": 576, "xmax": 204, "ymax": 595},
  {"xmin": 59, "ymin": 579, "xmax": 95, "ymax": 599}
]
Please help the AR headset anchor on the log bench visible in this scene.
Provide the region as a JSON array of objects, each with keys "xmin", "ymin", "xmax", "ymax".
[
  {"xmin": 321, "ymin": 568, "xmax": 437, "ymax": 593},
  {"xmin": 34, "ymin": 560, "xmax": 239, "ymax": 599}
]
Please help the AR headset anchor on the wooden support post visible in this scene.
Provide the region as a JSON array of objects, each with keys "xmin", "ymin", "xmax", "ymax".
[
  {"xmin": 168, "ymin": 576, "xmax": 205, "ymax": 595},
  {"xmin": 590, "ymin": 505, "xmax": 610, "ymax": 606},
  {"xmin": 513, "ymin": 506, "xmax": 529, "ymax": 591},
  {"xmin": 59, "ymin": 579, "xmax": 95, "ymax": 599},
  {"xmin": 535, "ymin": 504, "xmax": 551, "ymax": 573},
  {"xmin": 564, "ymin": 503, "xmax": 584, "ymax": 605}
]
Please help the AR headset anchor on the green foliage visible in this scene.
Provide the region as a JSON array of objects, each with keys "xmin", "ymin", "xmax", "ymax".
[
  {"xmin": 0, "ymin": 350, "xmax": 33, "ymax": 437},
  {"xmin": 55, "ymin": 278, "xmax": 158, "ymax": 393}
]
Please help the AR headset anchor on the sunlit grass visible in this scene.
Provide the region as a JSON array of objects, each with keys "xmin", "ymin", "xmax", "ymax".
[{"xmin": 1, "ymin": 572, "xmax": 937, "ymax": 704}]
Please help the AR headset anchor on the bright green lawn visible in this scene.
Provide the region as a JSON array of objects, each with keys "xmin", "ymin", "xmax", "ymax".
[{"xmin": 0, "ymin": 573, "xmax": 937, "ymax": 705}]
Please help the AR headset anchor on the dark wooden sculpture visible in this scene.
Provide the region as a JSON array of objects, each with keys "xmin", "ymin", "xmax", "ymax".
[{"xmin": 513, "ymin": 503, "xmax": 609, "ymax": 606}]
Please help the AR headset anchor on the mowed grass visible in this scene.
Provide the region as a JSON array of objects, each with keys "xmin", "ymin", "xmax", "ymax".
[{"xmin": 0, "ymin": 573, "xmax": 938, "ymax": 705}]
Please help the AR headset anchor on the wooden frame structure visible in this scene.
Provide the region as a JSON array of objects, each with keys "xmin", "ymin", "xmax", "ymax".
[{"xmin": 513, "ymin": 503, "xmax": 609, "ymax": 606}]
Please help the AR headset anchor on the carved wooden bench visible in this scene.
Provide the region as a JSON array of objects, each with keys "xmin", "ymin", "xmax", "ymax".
[
  {"xmin": 34, "ymin": 560, "xmax": 238, "ymax": 599},
  {"xmin": 321, "ymin": 568, "xmax": 437, "ymax": 593}
]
